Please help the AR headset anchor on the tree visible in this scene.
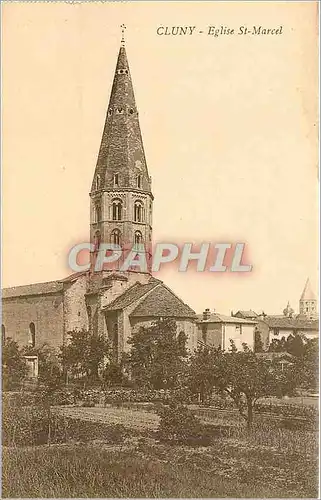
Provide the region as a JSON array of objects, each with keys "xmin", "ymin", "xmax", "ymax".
[
  {"xmin": 188, "ymin": 341, "xmax": 296, "ymax": 429},
  {"xmin": 2, "ymin": 337, "xmax": 28, "ymax": 390},
  {"xmin": 127, "ymin": 318, "xmax": 188, "ymax": 389},
  {"xmin": 254, "ymin": 328, "xmax": 264, "ymax": 353},
  {"xmin": 60, "ymin": 329, "xmax": 110, "ymax": 383},
  {"xmin": 285, "ymin": 334, "xmax": 305, "ymax": 358},
  {"xmin": 187, "ymin": 344, "xmax": 217, "ymax": 403},
  {"xmin": 268, "ymin": 336, "xmax": 287, "ymax": 352},
  {"xmin": 293, "ymin": 337, "xmax": 319, "ymax": 391},
  {"xmin": 103, "ymin": 356, "xmax": 130, "ymax": 387}
]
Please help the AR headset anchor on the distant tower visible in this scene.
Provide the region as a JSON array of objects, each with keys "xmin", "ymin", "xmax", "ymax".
[
  {"xmin": 90, "ymin": 28, "xmax": 153, "ymax": 268},
  {"xmin": 299, "ymin": 278, "xmax": 318, "ymax": 319},
  {"xmin": 283, "ymin": 301, "xmax": 294, "ymax": 318}
]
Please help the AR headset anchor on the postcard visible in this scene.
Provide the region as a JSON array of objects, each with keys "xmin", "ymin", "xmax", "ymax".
[{"xmin": 1, "ymin": 1, "xmax": 319, "ymax": 498}]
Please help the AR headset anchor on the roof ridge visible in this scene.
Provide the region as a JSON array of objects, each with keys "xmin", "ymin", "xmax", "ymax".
[{"xmin": 2, "ymin": 278, "xmax": 62, "ymax": 291}]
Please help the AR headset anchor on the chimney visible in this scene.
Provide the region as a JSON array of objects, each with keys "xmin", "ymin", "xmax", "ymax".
[{"xmin": 203, "ymin": 308, "xmax": 211, "ymax": 320}]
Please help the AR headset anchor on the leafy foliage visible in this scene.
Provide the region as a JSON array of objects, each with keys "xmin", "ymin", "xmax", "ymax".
[
  {"xmin": 187, "ymin": 344, "xmax": 217, "ymax": 403},
  {"xmin": 157, "ymin": 402, "xmax": 205, "ymax": 444},
  {"xmin": 254, "ymin": 328, "xmax": 264, "ymax": 352},
  {"xmin": 2, "ymin": 337, "xmax": 28, "ymax": 390},
  {"xmin": 187, "ymin": 341, "xmax": 299, "ymax": 428},
  {"xmin": 127, "ymin": 319, "xmax": 188, "ymax": 389},
  {"xmin": 269, "ymin": 336, "xmax": 319, "ymax": 391},
  {"xmin": 59, "ymin": 329, "xmax": 110, "ymax": 382}
]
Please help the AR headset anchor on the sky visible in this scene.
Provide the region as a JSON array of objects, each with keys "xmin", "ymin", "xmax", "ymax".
[{"xmin": 2, "ymin": 1, "xmax": 319, "ymax": 315}]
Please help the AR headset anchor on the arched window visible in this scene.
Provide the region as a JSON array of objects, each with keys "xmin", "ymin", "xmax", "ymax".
[
  {"xmin": 137, "ymin": 175, "xmax": 142, "ymax": 189},
  {"xmin": 112, "ymin": 199, "xmax": 122, "ymax": 221},
  {"xmin": 93, "ymin": 230, "xmax": 101, "ymax": 251},
  {"xmin": 111, "ymin": 229, "xmax": 121, "ymax": 246},
  {"xmin": 134, "ymin": 201, "xmax": 144, "ymax": 222},
  {"xmin": 2, "ymin": 324, "xmax": 5, "ymax": 343},
  {"xmin": 95, "ymin": 202, "xmax": 102, "ymax": 223},
  {"xmin": 87, "ymin": 306, "xmax": 92, "ymax": 332},
  {"xmin": 134, "ymin": 231, "xmax": 143, "ymax": 245},
  {"xmin": 95, "ymin": 174, "xmax": 101, "ymax": 191},
  {"xmin": 29, "ymin": 322, "xmax": 36, "ymax": 348},
  {"xmin": 113, "ymin": 173, "xmax": 119, "ymax": 187}
]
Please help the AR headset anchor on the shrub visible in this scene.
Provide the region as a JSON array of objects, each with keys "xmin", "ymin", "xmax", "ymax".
[
  {"xmin": 103, "ymin": 387, "xmax": 194, "ymax": 406},
  {"xmin": 156, "ymin": 402, "xmax": 210, "ymax": 445},
  {"xmin": 2, "ymin": 338, "xmax": 28, "ymax": 391}
]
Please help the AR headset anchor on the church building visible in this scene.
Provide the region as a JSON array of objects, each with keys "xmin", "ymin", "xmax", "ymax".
[{"xmin": 2, "ymin": 39, "xmax": 198, "ymax": 358}]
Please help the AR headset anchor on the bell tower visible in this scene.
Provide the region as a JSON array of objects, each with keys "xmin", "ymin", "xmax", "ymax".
[
  {"xmin": 299, "ymin": 278, "xmax": 318, "ymax": 319},
  {"xmin": 90, "ymin": 29, "xmax": 153, "ymax": 266}
]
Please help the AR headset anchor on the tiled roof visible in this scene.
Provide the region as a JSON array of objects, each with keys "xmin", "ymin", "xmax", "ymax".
[
  {"xmin": 59, "ymin": 271, "xmax": 88, "ymax": 283},
  {"xmin": 2, "ymin": 280, "xmax": 63, "ymax": 299},
  {"xmin": 103, "ymin": 281, "xmax": 159, "ymax": 311},
  {"xmin": 197, "ymin": 313, "xmax": 257, "ymax": 325},
  {"xmin": 130, "ymin": 284, "xmax": 196, "ymax": 318},
  {"xmin": 261, "ymin": 316, "xmax": 319, "ymax": 330},
  {"xmin": 234, "ymin": 310, "xmax": 258, "ymax": 318}
]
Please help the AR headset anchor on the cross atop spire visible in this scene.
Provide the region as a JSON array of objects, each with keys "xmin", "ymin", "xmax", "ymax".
[{"xmin": 120, "ymin": 24, "xmax": 126, "ymax": 47}]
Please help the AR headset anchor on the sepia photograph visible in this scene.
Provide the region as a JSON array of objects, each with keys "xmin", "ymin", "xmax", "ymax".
[{"xmin": 1, "ymin": 1, "xmax": 319, "ymax": 498}]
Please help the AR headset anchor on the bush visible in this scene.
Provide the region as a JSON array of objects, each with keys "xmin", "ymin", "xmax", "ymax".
[
  {"xmin": 156, "ymin": 402, "xmax": 210, "ymax": 445},
  {"xmin": 103, "ymin": 387, "xmax": 194, "ymax": 406}
]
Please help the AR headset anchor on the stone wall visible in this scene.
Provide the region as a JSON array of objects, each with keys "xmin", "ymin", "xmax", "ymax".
[{"xmin": 2, "ymin": 292, "xmax": 64, "ymax": 348}]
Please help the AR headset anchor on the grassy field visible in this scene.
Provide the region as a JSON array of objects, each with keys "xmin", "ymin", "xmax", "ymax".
[
  {"xmin": 2, "ymin": 402, "xmax": 318, "ymax": 498},
  {"xmin": 3, "ymin": 436, "xmax": 318, "ymax": 498}
]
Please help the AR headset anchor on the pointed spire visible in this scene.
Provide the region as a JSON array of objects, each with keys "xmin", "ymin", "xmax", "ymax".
[
  {"xmin": 92, "ymin": 39, "xmax": 152, "ymax": 195},
  {"xmin": 300, "ymin": 278, "xmax": 316, "ymax": 301}
]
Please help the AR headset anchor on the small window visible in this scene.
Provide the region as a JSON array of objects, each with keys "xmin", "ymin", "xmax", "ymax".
[
  {"xmin": 87, "ymin": 306, "xmax": 92, "ymax": 332},
  {"xmin": 137, "ymin": 175, "xmax": 142, "ymax": 189},
  {"xmin": 95, "ymin": 174, "xmax": 101, "ymax": 191},
  {"xmin": 235, "ymin": 325, "xmax": 242, "ymax": 335},
  {"xmin": 111, "ymin": 229, "xmax": 121, "ymax": 246},
  {"xmin": 2, "ymin": 324, "xmax": 5, "ymax": 343},
  {"xmin": 29, "ymin": 322, "xmax": 36, "ymax": 348},
  {"xmin": 112, "ymin": 199, "xmax": 122, "ymax": 221},
  {"xmin": 95, "ymin": 203, "xmax": 102, "ymax": 223},
  {"xmin": 134, "ymin": 231, "xmax": 143, "ymax": 245},
  {"xmin": 113, "ymin": 173, "xmax": 119, "ymax": 187},
  {"xmin": 108, "ymin": 109, "xmax": 112, "ymax": 116},
  {"xmin": 134, "ymin": 201, "xmax": 144, "ymax": 222},
  {"xmin": 93, "ymin": 230, "xmax": 101, "ymax": 251},
  {"xmin": 129, "ymin": 108, "xmax": 134, "ymax": 114},
  {"xmin": 273, "ymin": 328, "xmax": 280, "ymax": 336}
]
